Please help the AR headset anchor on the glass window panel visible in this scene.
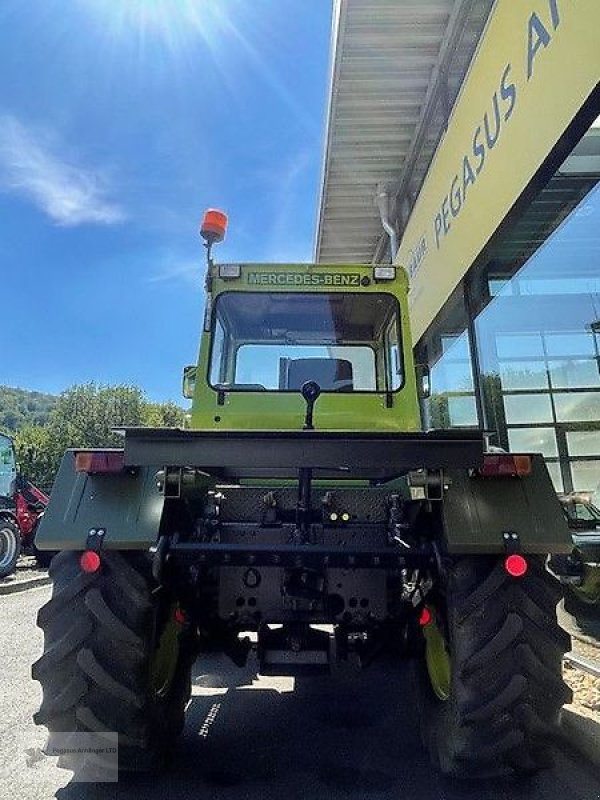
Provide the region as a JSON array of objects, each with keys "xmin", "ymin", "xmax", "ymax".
[
  {"xmin": 210, "ymin": 292, "xmax": 401, "ymax": 393},
  {"xmin": 566, "ymin": 430, "xmax": 600, "ymax": 457},
  {"xmin": 466, "ymin": 142, "xmax": 600, "ymax": 483},
  {"xmin": 488, "ymin": 278, "xmax": 510, "ymax": 296},
  {"xmin": 431, "ymin": 360, "xmax": 474, "ymax": 393},
  {"xmin": 384, "ymin": 315, "xmax": 403, "ymax": 391},
  {"xmin": 507, "ymin": 427, "xmax": 558, "ymax": 457},
  {"xmin": 209, "ymin": 316, "xmax": 226, "ymax": 385},
  {"xmin": 0, "ymin": 433, "xmax": 16, "ymax": 499},
  {"xmin": 554, "ymin": 392, "xmax": 600, "ymax": 423},
  {"xmin": 545, "ymin": 462, "xmax": 564, "ymax": 494},
  {"xmin": 504, "ymin": 393, "xmax": 553, "ymax": 424},
  {"xmin": 517, "ymin": 277, "xmax": 600, "ymax": 295},
  {"xmin": 545, "ymin": 333, "xmax": 596, "ymax": 358},
  {"xmin": 496, "ymin": 334, "xmax": 544, "ymax": 359},
  {"xmin": 447, "ymin": 395, "xmax": 478, "ymax": 426},
  {"xmin": 570, "ymin": 461, "xmax": 600, "ymax": 505},
  {"xmin": 549, "ymin": 359, "xmax": 600, "ymax": 389},
  {"xmin": 236, "ymin": 344, "xmax": 377, "ymax": 391},
  {"xmin": 499, "ymin": 361, "xmax": 549, "ymax": 390},
  {"xmin": 426, "ymin": 394, "xmax": 450, "ymax": 429},
  {"xmin": 441, "ymin": 332, "xmax": 470, "ymax": 360},
  {"xmin": 518, "ymin": 276, "xmax": 600, "ymax": 295},
  {"xmin": 573, "ymin": 503, "xmax": 600, "ymax": 522}
]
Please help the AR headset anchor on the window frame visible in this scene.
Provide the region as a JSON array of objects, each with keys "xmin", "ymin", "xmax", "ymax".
[{"xmin": 206, "ymin": 290, "xmax": 406, "ymax": 395}]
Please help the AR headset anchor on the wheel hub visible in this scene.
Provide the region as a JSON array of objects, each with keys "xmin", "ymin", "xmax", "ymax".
[
  {"xmin": 423, "ymin": 612, "xmax": 451, "ymax": 701},
  {"xmin": 0, "ymin": 526, "xmax": 18, "ymax": 569},
  {"xmin": 150, "ymin": 605, "xmax": 181, "ymax": 697}
]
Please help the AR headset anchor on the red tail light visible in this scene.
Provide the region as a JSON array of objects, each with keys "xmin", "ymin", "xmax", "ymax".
[
  {"xmin": 80, "ymin": 550, "xmax": 101, "ymax": 573},
  {"xmin": 75, "ymin": 450, "xmax": 124, "ymax": 474},
  {"xmin": 419, "ymin": 607, "xmax": 433, "ymax": 627},
  {"xmin": 504, "ymin": 553, "xmax": 528, "ymax": 577},
  {"xmin": 174, "ymin": 608, "xmax": 186, "ymax": 625},
  {"xmin": 478, "ymin": 454, "xmax": 532, "ymax": 478}
]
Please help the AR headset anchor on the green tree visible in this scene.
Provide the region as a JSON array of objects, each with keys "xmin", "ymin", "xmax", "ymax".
[
  {"xmin": 48, "ymin": 383, "xmax": 147, "ymax": 454},
  {"xmin": 14, "ymin": 425, "xmax": 56, "ymax": 490},
  {"xmin": 142, "ymin": 401, "xmax": 186, "ymax": 428},
  {"xmin": 8, "ymin": 383, "xmax": 185, "ymax": 490},
  {"xmin": 427, "ymin": 393, "xmax": 451, "ymax": 429}
]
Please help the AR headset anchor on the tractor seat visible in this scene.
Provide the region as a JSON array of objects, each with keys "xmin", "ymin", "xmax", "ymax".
[{"xmin": 286, "ymin": 358, "xmax": 354, "ymax": 392}]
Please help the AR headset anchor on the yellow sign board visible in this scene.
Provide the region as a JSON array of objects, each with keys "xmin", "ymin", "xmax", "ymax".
[{"xmin": 398, "ymin": 0, "xmax": 600, "ymax": 342}]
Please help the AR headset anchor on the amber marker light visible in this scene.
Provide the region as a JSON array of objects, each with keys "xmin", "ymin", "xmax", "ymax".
[
  {"xmin": 479, "ymin": 454, "xmax": 532, "ymax": 478},
  {"xmin": 75, "ymin": 451, "xmax": 124, "ymax": 474}
]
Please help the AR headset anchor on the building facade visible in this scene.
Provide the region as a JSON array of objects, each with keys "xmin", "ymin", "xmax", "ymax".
[{"xmin": 317, "ymin": 0, "xmax": 600, "ymax": 502}]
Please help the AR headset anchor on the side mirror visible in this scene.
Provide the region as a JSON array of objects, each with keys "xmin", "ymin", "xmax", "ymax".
[
  {"xmin": 415, "ymin": 364, "xmax": 431, "ymax": 399},
  {"xmin": 182, "ymin": 365, "xmax": 197, "ymax": 400}
]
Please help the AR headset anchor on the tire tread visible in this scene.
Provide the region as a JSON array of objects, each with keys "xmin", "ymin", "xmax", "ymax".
[
  {"xmin": 421, "ymin": 555, "xmax": 571, "ymax": 778},
  {"xmin": 33, "ymin": 550, "xmax": 191, "ymax": 773}
]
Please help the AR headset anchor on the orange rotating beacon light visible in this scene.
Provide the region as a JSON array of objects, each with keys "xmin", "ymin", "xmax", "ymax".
[{"xmin": 200, "ymin": 208, "xmax": 228, "ymax": 266}]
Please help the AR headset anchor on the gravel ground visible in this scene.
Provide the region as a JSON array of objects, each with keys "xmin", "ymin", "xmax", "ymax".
[
  {"xmin": 0, "ymin": 556, "xmax": 50, "ymax": 595},
  {"xmin": 564, "ymin": 622, "xmax": 600, "ymax": 724},
  {"xmin": 15, "ymin": 554, "xmax": 43, "ymax": 572},
  {"xmin": 2, "ymin": 586, "xmax": 600, "ymax": 800},
  {"xmin": 1, "ymin": 554, "xmax": 46, "ymax": 583},
  {"xmin": 558, "ymin": 599, "xmax": 600, "ymax": 710}
]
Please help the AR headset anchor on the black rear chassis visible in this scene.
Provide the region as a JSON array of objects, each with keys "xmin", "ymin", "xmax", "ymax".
[{"xmin": 121, "ymin": 427, "xmax": 485, "ymax": 481}]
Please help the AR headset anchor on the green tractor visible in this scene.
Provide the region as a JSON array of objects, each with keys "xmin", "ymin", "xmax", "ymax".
[{"xmin": 33, "ymin": 210, "xmax": 573, "ymax": 779}]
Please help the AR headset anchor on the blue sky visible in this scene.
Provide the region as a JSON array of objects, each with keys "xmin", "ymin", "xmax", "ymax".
[{"xmin": 0, "ymin": 0, "xmax": 332, "ymax": 401}]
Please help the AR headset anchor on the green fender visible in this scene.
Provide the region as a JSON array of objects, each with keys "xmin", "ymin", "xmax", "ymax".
[
  {"xmin": 442, "ymin": 455, "xmax": 572, "ymax": 554},
  {"xmin": 35, "ymin": 451, "xmax": 166, "ymax": 551}
]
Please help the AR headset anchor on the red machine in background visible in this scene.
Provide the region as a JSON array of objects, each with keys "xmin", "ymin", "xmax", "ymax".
[
  {"xmin": 15, "ymin": 474, "xmax": 49, "ymax": 540},
  {"xmin": 0, "ymin": 432, "xmax": 50, "ymax": 578}
]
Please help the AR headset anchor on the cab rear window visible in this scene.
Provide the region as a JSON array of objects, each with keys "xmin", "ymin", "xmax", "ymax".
[{"xmin": 208, "ymin": 292, "xmax": 404, "ymax": 393}]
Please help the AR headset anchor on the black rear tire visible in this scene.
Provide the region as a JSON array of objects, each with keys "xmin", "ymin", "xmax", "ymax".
[
  {"xmin": 416, "ymin": 555, "xmax": 572, "ymax": 778},
  {"xmin": 0, "ymin": 518, "xmax": 21, "ymax": 578},
  {"xmin": 33, "ymin": 550, "xmax": 194, "ymax": 774},
  {"xmin": 31, "ymin": 526, "xmax": 56, "ymax": 568}
]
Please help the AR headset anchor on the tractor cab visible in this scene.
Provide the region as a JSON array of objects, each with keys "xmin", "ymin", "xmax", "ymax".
[
  {"xmin": 184, "ymin": 213, "xmax": 421, "ymax": 432},
  {"xmin": 188, "ymin": 264, "xmax": 422, "ymax": 432}
]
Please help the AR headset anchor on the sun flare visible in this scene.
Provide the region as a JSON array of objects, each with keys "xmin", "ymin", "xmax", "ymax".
[{"xmin": 78, "ymin": 0, "xmax": 230, "ymax": 51}]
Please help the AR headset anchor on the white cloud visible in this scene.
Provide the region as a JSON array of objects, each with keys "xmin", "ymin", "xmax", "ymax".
[
  {"xmin": 263, "ymin": 149, "xmax": 315, "ymax": 260},
  {"xmin": 147, "ymin": 257, "xmax": 202, "ymax": 286},
  {"xmin": 0, "ymin": 114, "xmax": 125, "ymax": 226}
]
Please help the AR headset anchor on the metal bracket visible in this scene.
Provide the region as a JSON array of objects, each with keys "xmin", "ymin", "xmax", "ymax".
[
  {"xmin": 86, "ymin": 527, "xmax": 106, "ymax": 552},
  {"xmin": 151, "ymin": 535, "xmax": 169, "ymax": 584},
  {"xmin": 407, "ymin": 469, "xmax": 445, "ymax": 501},
  {"xmin": 164, "ymin": 467, "xmax": 183, "ymax": 499},
  {"xmin": 295, "ymin": 467, "xmax": 313, "ymax": 543},
  {"xmin": 502, "ymin": 531, "xmax": 521, "ymax": 554}
]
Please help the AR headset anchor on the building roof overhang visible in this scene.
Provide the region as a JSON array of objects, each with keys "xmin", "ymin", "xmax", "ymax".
[{"xmin": 315, "ymin": 0, "xmax": 494, "ymax": 264}]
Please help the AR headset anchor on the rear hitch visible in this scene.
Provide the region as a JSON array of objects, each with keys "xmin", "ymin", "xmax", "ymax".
[{"xmin": 258, "ymin": 623, "xmax": 331, "ymax": 676}]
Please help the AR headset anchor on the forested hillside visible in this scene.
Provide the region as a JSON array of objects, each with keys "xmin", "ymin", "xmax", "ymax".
[
  {"xmin": 0, "ymin": 385, "xmax": 57, "ymax": 431},
  {"xmin": 0, "ymin": 383, "xmax": 185, "ymax": 489}
]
